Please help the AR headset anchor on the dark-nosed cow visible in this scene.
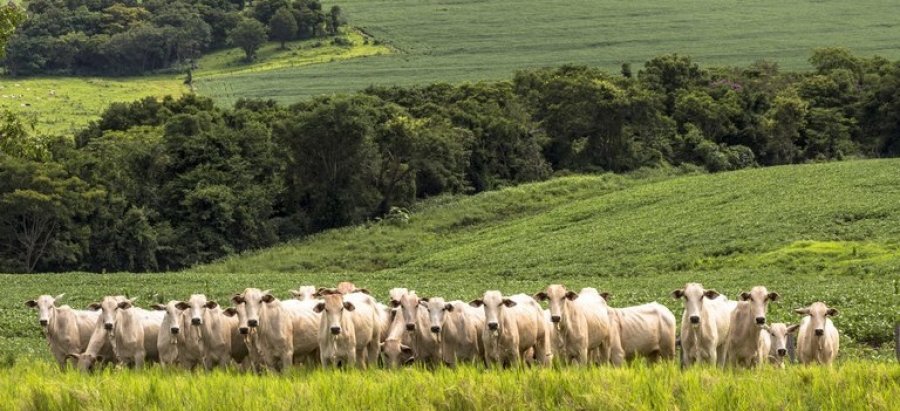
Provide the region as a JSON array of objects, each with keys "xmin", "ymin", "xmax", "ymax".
[
  {"xmin": 314, "ymin": 291, "xmax": 381, "ymax": 368},
  {"xmin": 607, "ymin": 301, "xmax": 677, "ymax": 364},
  {"xmin": 534, "ymin": 285, "xmax": 612, "ymax": 365},
  {"xmin": 672, "ymin": 283, "xmax": 737, "ymax": 367},
  {"xmin": 422, "ymin": 297, "xmax": 485, "ymax": 366},
  {"xmin": 724, "ymin": 286, "xmax": 780, "ymax": 368},
  {"xmin": 794, "ymin": 302, "xmax": 839, "ymax": 365},
  {"xmin": 471, "ymin": 291, "xmax": 549, "ymax": 367},
  {"xmin": 25, "ymin": 294, "xmax": 98, "ymax": 370}
]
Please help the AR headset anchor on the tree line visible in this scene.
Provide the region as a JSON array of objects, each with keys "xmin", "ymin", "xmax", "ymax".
[
  {"xmin": 1, "ymin": 49, "xmax": 899, "ymax": 273},
  {"xmin": 2, "ymin": 0, "xmax": 344, "ymax": 75}
]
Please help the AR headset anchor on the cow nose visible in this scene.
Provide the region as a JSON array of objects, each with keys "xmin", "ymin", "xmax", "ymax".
[
  {"xmin": 247, "ymin": 319, "xmax": 258, "ymax": 328},
  {"xmin": 39, "ymin": 319, "xmax": 48, "ymax": 326},
  {"xmin": 170, "ymin": 327, "xmax": 180, "ymax": 335},
  {"xmin": 815, "ymin": 329, "xmax": 824, "ymax": 336},
  {"xmin": 239, "ymin": 327, "xmax": 249, "ymax": 335},
  {"xmin": 405, "ymin": 324, "xmax": 416, "ymax": 332},
  {"xmin": 191, "ymin": 318, "xmax": 201, "ymax": 325},
  {"xmin": 330, "ymin": 326, "xmax": 341, "ymax": 335},
  {"xmin": 755, "ymin": 317, "xmax": 766, "ymax": 325},
  {"xmin": 550, "ymin": 315, "xmax": 561, "ymax": 323},
  {"xmin": 104, "ymin": 323, "xmax": 113, "ymax": 330},
  {"xmin": 777, "ymin": 348, "xmax": 786, "ymax": 356},
  {"xmin": 487, "ymin": 322, "xmax": 498, "ymax": 331},
  {"xmin": 689, "ymin": 315, "xmax": 700, "ymax": 324},
  {"xmin": 430, "ymin": 326, "xmax": 441, "ymax": 333}
]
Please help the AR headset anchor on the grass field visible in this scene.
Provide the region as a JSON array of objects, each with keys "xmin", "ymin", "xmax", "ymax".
[
  {"xmin": 197, "ymin": 0, "xmax": 900, "ymax": 101},
  {"xmin": 0, "ymin": 30, "xmax": 389, "ymax": 134},
  {"xmin": 2, "ymin": 160, "xmax": 899, "ymax": 362},
  {"xmin": 0, "ymin": 361, "xmax": 897, "ymax": 410}
]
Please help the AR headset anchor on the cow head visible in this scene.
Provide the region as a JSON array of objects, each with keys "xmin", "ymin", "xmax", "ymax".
[
  {"xmin": 69, "ymin": 353, "xmax": 105, "ymax": 372},
  {"xmin": 223, "ymin": 303, "xmax": 251, "ymax": 335},
  {"xmin": 421, "ymin": 297, "xmax": 451, "ymax": 334},
  {"xmin": 177, "ymin": 294, "xmax": 216, "ymax": 327},
  {"xmin": 399, "ymin": 292, "xmax": 422, "ymax": 332},
  {"xmin": 231, "ymin": 288, "xmax": 274, "ymax": 330},
  {"xmin": 336, "ymin": 281, "xmax": 357, "ymax": 295},
  {"xmin": 314, "ymin": 293, "xmax": 354, "ymax": 335},
  {"xmin": 25, "ymin": 294, "xmax": 65, "ymax": 328},
  {"xmin": 764, "ymin": 322, "xmax": 798, "ymax": 361},
  {"xmin": 534, "ymin": 285, "xmax": 577, "ymax": 324},
  {"xmin": 470, "ymin": 291, "xmax": 516, "ymax": 333},
  {"xmin": 88, "ymin": 296, "xmax": 132, "ymax": 331},
  {"xmin": 794, "ymin": 302, "xmax": 837, "ymax": 337},
  {"xmin": 388, "ymin": 288, "xmax": 409, "ymax": 308},
  {"xmin": 380, "ymin": 340, "xmax": 414, "ymax": 368},
  {"xmin": 152, "ymin": 301, "xmax": 185, "ymax": 335},
  {"xmin": 672, "ymin": 283, "xmax": 721, "ymax": 327},
  {"xmin": 739, "ymin": 286, "xmax": 778, "ymax": 326},
  {"xmin": 290, "ymin": 285, "xmax": 317, "ymax": 301}
]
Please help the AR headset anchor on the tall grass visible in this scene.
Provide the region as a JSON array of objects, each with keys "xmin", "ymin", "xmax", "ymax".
[{"xmin": 0, "ymin": 361, "xmax": 896, "ymax": 410}]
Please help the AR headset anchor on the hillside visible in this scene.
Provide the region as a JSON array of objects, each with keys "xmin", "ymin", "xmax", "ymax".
[
  {"xmin": 3, "ymin": 160, "xmax": 899, "ymax": 361},
  {"xmin": 198, "ymin": 0, "xmax": 900, "ymax": 102}
]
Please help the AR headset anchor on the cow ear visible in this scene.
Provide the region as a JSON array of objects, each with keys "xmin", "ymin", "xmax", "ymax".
[
  {"xmin": 418, "ymin": 300, "xmax": 428, "ymax": 308},
  {"xmin": 150, "ymin": 304, "xmax": 166, "ymax": 311},
  {"xmin": 205, "ymin": 301, "xmax": 219, "ymax": 309},
  {"xmin": 404, "ymin": 356, "xmax": 416, "ymax": 365},
  {"xmin": 444, "ymin": 304, "xmax": 454, "ymax": 312},
  {"xmin": 314, "ymin": 287, "xmax": 328, "ymax": 297},
  {"xmin": 469, "ymin": 299, "xmax": 483, "ymax": 308},
  {"xmin": 534, "ymin": 292, "xmax": 548, "ymax": 301},
  {"xmin": 343, "ymin": 302, "xmax": 356, "ymax": 312},
  {"xmin": 25, "ymin": 300, "xmax": 37, "ymax": 308},
  {"xmin": 118, "ymin": 301, "xmax": 133, "ymax": 310},
  {"xmin": 175, "ymin": 301, "xmax": 189, "ymax": 311},
  {"xmin": 289, "ymin": 290, "xmax": 302, "ymax": 298},
  {"xmin": 54, "ymin": 293, "xmax": 65, "ymax": 303},
  {"xmin": 599, "ymin": 292, "xmax": 610, "ymax": 302},
  {"xmin": 502, "ymin": 299, "xmax": 517, "ymax": 308},
  {"xmin": 354, "ymin": 288, "xmax": 371, "ymax": 295},
  {"xmin": 671, "ymin": 289, "xmax": 684, "ymax": 299},
  {"xmin": 786, "ymin": 324, "xmax": 800, "ymax": 334},
  {"xmin": 767, "ymin": 292, "xmax": 780, "ymax": 302},
  {"xmin": 87, "ymin": 302, "xmax": 101, "ymax": 311},
  {"xmin": 420, "ymin": 297, "xmax": 429, "ymax": 303},
  {"xmin": 314, "ymin": 302, "xmax": 326, "ymax": 313},
  {"xmin": 564, "ymin": 291, "xmax": 579, "ymax": 301},
  {"xmin": 231, "ymin": 294, "xmax": 244, "ymax": 304},
  {"xmin": 223, "ymin": 308, "xmax": 237, "ymax": 317},
  {"xmin": 389, "ymin": 300, "xmax": 400, "ymax": 308},
  {"xmin": 703, "ymin": 289, "xmax": 720, "ymax": 299},
  {"xmin": 400, "ymin": 344, "xmax": 414, "ymax": 355},
  {"xmin": 740, "ymin": 292, "xmax": 751, "ymax": 301},
  {"xmin": 794, "ymin": 308, "xmax": 810, "ymax": 315},
  {"xmin": 261, "ymin": 294, "xmax": 276, "ymax": 304},
  {"xmin": 826, "ymin": 308, "xmax": 838, "ymax": 317}
]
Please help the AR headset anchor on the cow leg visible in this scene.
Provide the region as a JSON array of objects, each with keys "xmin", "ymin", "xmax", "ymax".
[
  {"xmin": 366, "ymin": 341, "xmax": 379, "ymax": 370},
  {"xmin": 134, "ymin": 352, "xmax": 145, "ymax": 370}
]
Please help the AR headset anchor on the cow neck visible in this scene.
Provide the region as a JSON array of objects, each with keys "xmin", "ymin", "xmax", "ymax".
[
  {"xmin": 560, "ymin": 299, "xmax": 582, "ymax": 336},
  {"xmin": 731, "ymin": 302, "xmax": 761, "ymax": 348},
  {"xmin": 83, "ymin": 320, "xmax": 108, "ymax": 356},
  {"xmin": 201, "ymin": 308, "xmax": 227, "ymax": 348}
]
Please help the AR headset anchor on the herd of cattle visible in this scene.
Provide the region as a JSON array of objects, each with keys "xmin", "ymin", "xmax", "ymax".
[{"xmin": 25, "ymin": 281, "xmax": 841, "ymax": 372}]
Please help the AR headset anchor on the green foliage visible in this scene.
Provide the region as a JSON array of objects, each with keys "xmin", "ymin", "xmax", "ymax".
[
  {"xmin": 229, "ymin": 18, "xmax": 268, "ymax": 61},
  {"xmin": 269, "ymin": 7, "xmax": 297, "ymax": 49},
  {"xmin": 0, "ymin": 3, "xmax": 25, "ymax": 58}
]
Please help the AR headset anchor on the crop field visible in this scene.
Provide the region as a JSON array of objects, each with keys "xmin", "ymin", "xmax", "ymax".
[
  {"xmin": 2, "ymin": 159, "xmax": 899, "ymax": 362},
  {"xmin": 198, "ymin": 0, "xmax": 900, "ymax": 101}
]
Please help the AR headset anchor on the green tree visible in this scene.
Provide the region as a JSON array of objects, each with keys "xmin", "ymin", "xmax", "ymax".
[
  {"xmin": 0, "ymin": 110, "xmax": 50, "ymax": 161},
  {"xmin": 269, "ymin": 7, "xmax": 297, "ymax": 49},
  {"xmin": 228, "ymin": 18, "xmax": 267, "ymax": 61},
  {"xmin": 763, "ymin": 90, "xmax": 809, "ymax": 164},
  {"xmin": 0, "ymin": 3, "xmax": 25, "ymax": 58}
]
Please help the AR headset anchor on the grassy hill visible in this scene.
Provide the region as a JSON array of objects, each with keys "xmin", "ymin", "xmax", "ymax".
[
  {"xmin": 3, "ymin": 160, "xmax": 899, "ymax": 361},
  {"xmin": 198, "ymin": 0, "xmax": 900, "ymax": 102}
]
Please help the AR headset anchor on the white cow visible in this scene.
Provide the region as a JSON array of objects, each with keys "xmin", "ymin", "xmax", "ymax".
[
  {"xmin": 223, "ymin": 303, "xmax": 261, "ymax": 372},
  {"xmin": 608, "ymin": 302, "xmax": 677, "ymax": 364},
  {"xmin": 794, "ymin": 302, "xmax": 840, "ymax": 365},
  {"xmin": 179, "ymin": 294, "xmax": 241, "ymax": 369},
  {"xmin": 151, "ymin": 301, "xmax": 187, "ymax": 367},
  {"xmin": 314, "ymin": 291, "xmax": 381, "ymax": 368},
  {"xmin": 471, "ymin": 291, "xmax": 549, "ymax": 367},
  {"xmin": 92, "ymin": 297, "xmax": 164, "ymax": 369},
  {"xmin": 398, "ymin": 291, "xmax": 440, "ymax": 365},
  {"xmin": 290, "ymin": 286, "xmax": 318, "ymax": 301},
  {"xmin": 232, "ymin": 288, "xmax": 294, "ymax": 372},
  {"xmin": 422, "ymin": 297, "xmax": 485, "ymax": 366},
  {"xmin": 534, "ymin": 285, "xmax": 612, "ymax": 365},
  {"xmin": 25, "ymin": 294, "xmax": 98, "ymax": 370},
  {"xmin": 672, "ymin": 283, "xmax": 737, "ymax": 367},
  {"xmin": 761, "ymin": 322, "xmax": 798, "ymax": 367},
  {"xmin": 724, "ymin": 286, "xmax": 779, "ymax": 368},
  {"xmin": 73, "ymin": 296, "xmax": 128, "ymax": 371},
  {"xmin": 281, "ymin": 298, "xmax": 321, "ymax": 366}
]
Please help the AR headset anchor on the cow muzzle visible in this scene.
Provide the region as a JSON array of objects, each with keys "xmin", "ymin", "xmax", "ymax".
[
  {"xmin": 814, "ymin": 329, "xmax": 824, "ymax": 336},
  {"xmin": 104, "ymin": 323, "xmax": 113, "ymax": 331},
  {"xmin": 191, "ymin": 318, "xmax": 202, "ymax": 326},
  {"xmin": 170, "ymin": 327, "xmax": 180, "ymax": 335},
  {"xmin": 430, "ymin": 326, "xmax": 441, "ymax": 333},
  {"xmin": 39, "ymin": 319, "xmax": 48, "ymax": 327},
  {"xmin": 550, "ymin": 315, "xmax": 561, "ymax": 323},
  {"xmin": 405, "ymin": 324, "xmax": 416, "ymax": 332},
  {"xmin": 247, "ymin": 319, "xmax": 258, "ymax": 328},
  {"xmin": 487, "ymin": 322, "xmax": 498, "ymax": 331},
  {"xmin": 755, "ymin": 317, "xmax": 766, "ymax": 325},
  {"xmin": 330, "ymin": 326, "xmax": 342, "ymax": 335},
  {"xmin": 239, "ymin": 327, "xmax": 249, "ymax": 335},
  {"xmin": 689, "ymin": 315, "xmax": 700, "ymax": 325},
  {"xmin": 777, "ymin": 348, "xmax": 786, "ymax": 356}
]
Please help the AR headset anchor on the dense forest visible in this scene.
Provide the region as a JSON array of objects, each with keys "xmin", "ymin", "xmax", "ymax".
[
  {"xmin": 1, "ymin": 49, "xmax": 899, "ymax": 272},
  {"xmin": 2, "ymin": 0, "xmax": 344, "ymax": 75}
]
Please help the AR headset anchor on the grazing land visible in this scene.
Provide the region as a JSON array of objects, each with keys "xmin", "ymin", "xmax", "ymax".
[{"xmin": 3, "ymin": 160, "xmax": 899, "ymax": 362}]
